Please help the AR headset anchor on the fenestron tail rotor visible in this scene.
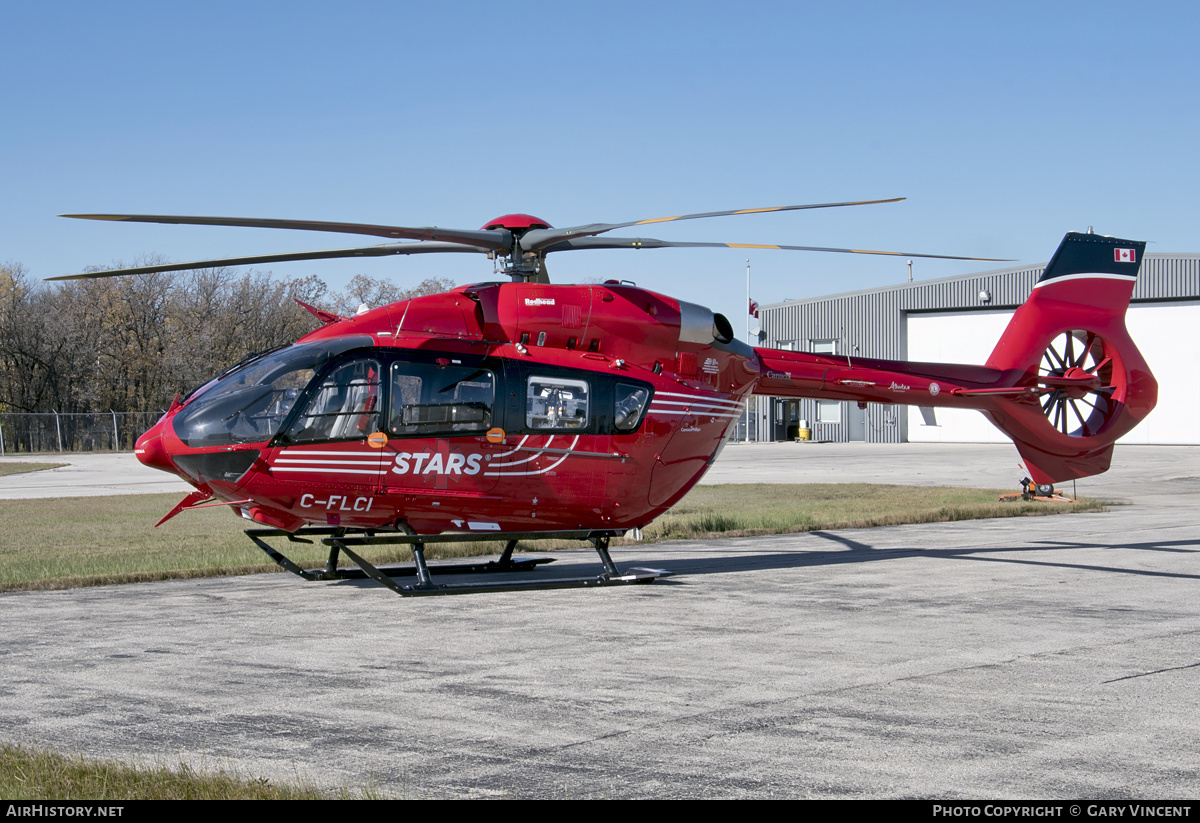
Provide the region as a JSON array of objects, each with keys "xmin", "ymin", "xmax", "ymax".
[{"xmin": 1036, "ymin": 330, "xmax": 1118, "ymax": 437}]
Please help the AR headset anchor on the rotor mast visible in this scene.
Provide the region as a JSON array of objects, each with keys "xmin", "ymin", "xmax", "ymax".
[{"xmin": 481, "ymin": 213, "xmax": 553, "ymax": 283}]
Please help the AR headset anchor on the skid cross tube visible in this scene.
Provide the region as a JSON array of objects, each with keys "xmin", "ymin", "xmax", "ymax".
[{"xmin": 245, "ymin": 527, "xmax": 671, "ymax": 596}]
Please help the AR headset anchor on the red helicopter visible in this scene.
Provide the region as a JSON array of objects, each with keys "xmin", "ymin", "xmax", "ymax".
[{"xmin": 52, "ymin": 201, "xmax": 1157, "ymax": 595}]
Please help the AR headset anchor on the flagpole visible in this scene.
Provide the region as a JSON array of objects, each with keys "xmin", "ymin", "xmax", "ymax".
[{"xmin": 744, "ymin": 258, "xmax": 750, "ymax": 443}]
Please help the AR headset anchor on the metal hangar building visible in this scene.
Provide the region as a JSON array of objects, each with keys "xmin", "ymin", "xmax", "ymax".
[{"xmin": 752, "ymin": 250, "xmax": 1200, "ymax": 445}]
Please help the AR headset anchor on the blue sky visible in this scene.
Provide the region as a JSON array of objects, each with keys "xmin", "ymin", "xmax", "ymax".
[{"xmin": 3, "ymin": 0, "xmax": 1196, "ymax": 333}]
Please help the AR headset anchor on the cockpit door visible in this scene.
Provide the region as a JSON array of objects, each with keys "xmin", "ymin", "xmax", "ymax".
[{"xmin": 265, "ymin": 357, "xmax": 389, "ymax": 519}]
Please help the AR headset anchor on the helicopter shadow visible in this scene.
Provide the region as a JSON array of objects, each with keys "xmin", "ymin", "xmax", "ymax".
[
  {"xmin": 609, "ymin": 531, "xmax": 1200, "ymax": 584},
  {"xmin": 321, "ymin": 531, "xmax": 1200, "ymax": 592}
]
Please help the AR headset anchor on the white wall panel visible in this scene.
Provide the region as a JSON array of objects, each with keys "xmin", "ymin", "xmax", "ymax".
[
  {"xmin": 907, "ymin": 311, "xmax": 1012, "ymax": 443},
  {"xmin": 1120, "ymin": 302, "xmax": 1200, "ymax": 444},
  {"xmin": 906, "ymin": 304, "xmax": 1197, "ymax": 444}
]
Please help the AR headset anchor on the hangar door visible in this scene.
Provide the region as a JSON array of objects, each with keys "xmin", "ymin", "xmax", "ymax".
[{"xmin": 905, "ymin": 303, "xmax": 1199, "ymax": 445}]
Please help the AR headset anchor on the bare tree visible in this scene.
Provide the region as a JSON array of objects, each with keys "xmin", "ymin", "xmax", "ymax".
[
  {"xmin": 332, "ymin": 275, "xmax": 455, "ymax": 316},
  {"xmin": 0, "ymin": 263, "xmax": 455, "ymax": 413}
]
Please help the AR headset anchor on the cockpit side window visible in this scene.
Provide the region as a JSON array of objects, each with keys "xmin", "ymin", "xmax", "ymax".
[
  {"xmin": 389, "ymin": 362, "xmax": 495, "ymax": 436},
  {"xmin": 172, "ymin": 337, "xmax": 373, "ymax": 448},
  {"xmin": 285, "ymin": 358, "xmax": 382, "ymax": 443}
]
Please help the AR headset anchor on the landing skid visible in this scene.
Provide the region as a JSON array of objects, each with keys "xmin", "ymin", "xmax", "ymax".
[{"xmin": 245, "ymin": 527, "xmax": 671, "ymax": 596}]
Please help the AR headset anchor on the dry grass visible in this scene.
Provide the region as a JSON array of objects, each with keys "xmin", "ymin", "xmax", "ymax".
[
  {"xmin": 637, "ymin": 483, "xmax": 1102, "ymax": 540},
  {"xmin": 0, "ymin": 742, "xmax": 378, "ymax": 800},
  {"xmin": 0, "ymin": 462, "xmax": 67, "ymax": 477},
  {"xmin": 0, "ymin": 485, "xmax": 1104, "ymax": 592}
]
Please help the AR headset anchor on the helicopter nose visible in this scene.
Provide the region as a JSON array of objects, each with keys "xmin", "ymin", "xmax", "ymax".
[{"xmin": 134, "ymin": 420, "xmax": 176, "ymax": 474}]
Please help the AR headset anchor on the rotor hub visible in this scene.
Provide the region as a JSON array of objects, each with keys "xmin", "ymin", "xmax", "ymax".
[
  {"xmin": 481, "ymin": 215, "xmax": 554, "ymax": 282},
  {"xmin": 481, "ymin": 214, "xmax": 552, "ymax": 233},
  {"xmin": 1056, "ymin": 366, "xmax": 1102, "ymax": 399}
]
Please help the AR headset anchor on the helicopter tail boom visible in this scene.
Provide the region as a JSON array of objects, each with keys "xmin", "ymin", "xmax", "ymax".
[{"xmin": 752, "ymin": 232, "xmax": 1157, "ymax": 484}]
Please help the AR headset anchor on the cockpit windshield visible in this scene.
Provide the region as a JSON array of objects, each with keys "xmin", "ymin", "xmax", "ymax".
[{"xmin": 172, "ymin": 336, "xmax": 373, "ymax": 447}]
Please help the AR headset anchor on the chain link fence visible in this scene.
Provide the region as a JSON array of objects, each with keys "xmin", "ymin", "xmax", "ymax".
[{"xmin": 0, "ymin": 412, "xmax": 166, "ymax": 455}]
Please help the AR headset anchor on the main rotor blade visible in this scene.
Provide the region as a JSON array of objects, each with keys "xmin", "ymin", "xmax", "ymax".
[
  {"xmin": 542, "ymin": 235, "xmax": 1012, "ymax": 262},
  {"xmin": 46, "ymin": 241, "xmax": 491, "ymax": 281},
  {"xmin": 519, "ymin": 197, "xmax": 906, "ymax": 253},
  {"xmin": 60, "ymin": 213, "xmax": 512, "ymax": 253}
]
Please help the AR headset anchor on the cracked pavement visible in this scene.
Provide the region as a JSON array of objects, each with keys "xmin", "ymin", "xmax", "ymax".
[{"xmin": 1, "ymin": 442, "xmax": 1198, "ymax": 797}]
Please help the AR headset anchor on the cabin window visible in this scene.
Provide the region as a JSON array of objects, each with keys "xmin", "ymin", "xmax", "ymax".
[
  {"xmin": 613, "ymin": 384, "xmax": 650, "ymax": 432},
  {"xmin": 389, "ymin": 362, "xmax": 495, "ymax": 436},
  {"xmin": 286, "ymin": 359, "xmax": 381, "ymax": 443},
  {"xmin": 527, "ymin": 376, "xmax": 589, "ymax": 430}
]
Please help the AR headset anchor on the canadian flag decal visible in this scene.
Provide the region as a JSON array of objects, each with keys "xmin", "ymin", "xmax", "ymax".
[{"xmin": 1115, "ymin": 248, "xmax": 1136, "ymax": 263}]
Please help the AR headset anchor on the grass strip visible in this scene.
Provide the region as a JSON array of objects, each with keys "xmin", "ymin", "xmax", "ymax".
[
  {"xmin": 0, "ymin": 462, "xmax": 67, "ymax": 477},
  {"xmin": 643, "ymin": 483, "xmax": 1102, "ymax": 539},
  {"xmin": 0, "ymin": 485, "xmax": 1104, "ymax": 592},
  {"xmin": 0, "ymin": 741, "xmax": 376, "ymax": 800}
]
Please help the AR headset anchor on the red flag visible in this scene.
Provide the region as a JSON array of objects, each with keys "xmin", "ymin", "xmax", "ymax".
[
  {"xmin": 749, "ymin": 298, "xmax": 759, "ymax": 318},
  {"xmin": 1114, "ymin": 248, "xmax": 1136, "ymax": 263}
]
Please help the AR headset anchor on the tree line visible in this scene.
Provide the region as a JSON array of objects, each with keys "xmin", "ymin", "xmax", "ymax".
[{"xmin": 0, "ymin": 262, "xmax": 452, "ymax": 414}]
